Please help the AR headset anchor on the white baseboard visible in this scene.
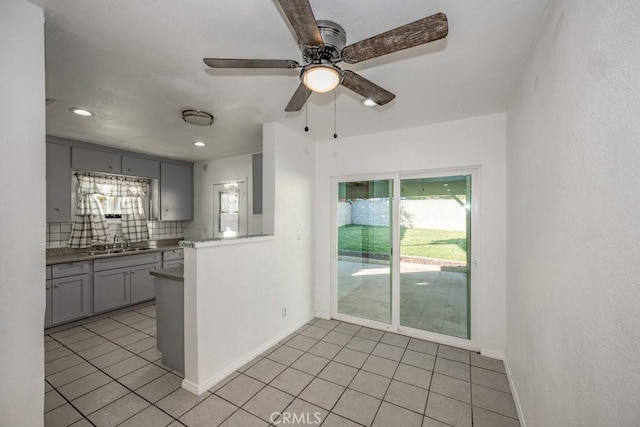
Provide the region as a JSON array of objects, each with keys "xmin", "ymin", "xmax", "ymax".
[
  {"xmin": 480, "ymin": 348, "xmax": 504, "ymax": 360},
  {"xmin": 181, "ymin": 378, "xmax": 204, "ymax": 395},
  {"xmin": 181, "ymin": 314, "xmax": 315, "ymax": 395},
  {"xmin": 503, "ymin": 355, "xmax": 526, "ymax": 427}
]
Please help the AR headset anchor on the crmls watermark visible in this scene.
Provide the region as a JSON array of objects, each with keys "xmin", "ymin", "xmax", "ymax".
[{"xmin": 270, "ymin": 411, "xmax": 323, "ymax": 425}]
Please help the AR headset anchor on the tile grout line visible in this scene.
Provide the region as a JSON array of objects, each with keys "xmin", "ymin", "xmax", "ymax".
[
  {"xmin": 46, "ymin": 314, "xmax": 187, "ymax": 426},
  {"xmin": 371, "ymin": 334, "xmax": 411, "ymax": 424},
  {"xmin": 48, "ymin": 335, "xmax": 181, "ymax": 426},
  {"xmin": 279, "ymin": 323, "xmax": 518, "ymax": 423},
  {"xmin": 47, "ymin": 313, "xmax": 516, "ymax": 426},
  {"xmin": 44, "ymin": 378, "xmax": 98, "ymax": 427}
]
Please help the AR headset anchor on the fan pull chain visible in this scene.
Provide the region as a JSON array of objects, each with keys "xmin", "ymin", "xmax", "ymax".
[
  {"xmin": 304, "ymin": 86, "xmax": 309, "ymax": 132},
  {"xmin": 333, "ymin": 90, "xmax": 338, "ymax": 139}
]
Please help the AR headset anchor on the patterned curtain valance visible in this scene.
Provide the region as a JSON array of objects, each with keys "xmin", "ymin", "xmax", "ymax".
[{"xmin": 74, "ymin": 172, "xmax": 148, "ymax": 197}]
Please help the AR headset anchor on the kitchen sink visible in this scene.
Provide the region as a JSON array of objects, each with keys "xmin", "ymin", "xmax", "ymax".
[{"xmin": 81, "ymin": 247, "xmax": 155, "ymax": 256}]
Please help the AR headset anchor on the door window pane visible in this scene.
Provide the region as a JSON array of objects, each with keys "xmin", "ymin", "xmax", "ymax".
[
  {"xmin": 399, "ymin": 176, "xmax": 471, "ymax": 339},
  {"xmin": 337, "ymin": 180, "xmax": 393, "ymax": 324}
]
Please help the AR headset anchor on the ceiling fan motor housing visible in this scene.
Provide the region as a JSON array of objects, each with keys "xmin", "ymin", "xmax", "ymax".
[{"xmin": 302, "ymin": 20, "xmax": 346, "ymax": 64}]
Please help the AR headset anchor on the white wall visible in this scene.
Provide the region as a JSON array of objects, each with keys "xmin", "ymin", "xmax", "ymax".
[
  {"xmin": 182, "ymin": 122, "xmax": 315, "ymax": 392},
  {"xmin": 506, "ymin": 1, "xmax": 640, "ymax": 425},
  {"xmin": 315, "ymin": 113, "xmax": 507, "ymax": 355},
  {"xmin": 186, "ymin": 153, "xmax": 262, "ymax": 239},
  {"xmin": 0, "ymin": 0, "xmax": 45, "ymax": 425}
]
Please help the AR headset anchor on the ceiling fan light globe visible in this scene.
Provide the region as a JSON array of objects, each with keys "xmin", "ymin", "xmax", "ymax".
[{"xmin": 302, "ymin": 66, "xmax": 341, "ymax": 93}]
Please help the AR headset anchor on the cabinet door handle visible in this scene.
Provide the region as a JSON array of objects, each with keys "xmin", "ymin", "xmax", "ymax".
[
  {"xmin": 54, "ymin": 207, "xmax": 60, "ymax": 212},
  {"xmin": 54, "ymin": 284, "xmax": 59, "ymax": 288},
  {"xmin": 131, "ymin": 271, "xmax": 136, "ymax": 275},
  {"xmin": 46, "ymin": 285, "xmax": 50, "ymax": 289},
  {"xmin": 108, "ymin": 165, "xmax": 113, "ymax": 169}
]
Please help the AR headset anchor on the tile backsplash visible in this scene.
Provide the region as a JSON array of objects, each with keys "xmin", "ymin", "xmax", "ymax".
[{"xmin": 46, "ymin": 221, "xmax": 185, "ymax": 248}]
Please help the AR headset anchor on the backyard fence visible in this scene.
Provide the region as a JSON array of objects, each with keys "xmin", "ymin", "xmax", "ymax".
[{"xmin": 338, "ymin": 199, "xmax": 466, "ymax": 231}]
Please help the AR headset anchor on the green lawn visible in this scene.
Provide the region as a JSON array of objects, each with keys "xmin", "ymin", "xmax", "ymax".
[{"xmin": 338, "ymin": 225, "xmax": 467, "ymax": 262}]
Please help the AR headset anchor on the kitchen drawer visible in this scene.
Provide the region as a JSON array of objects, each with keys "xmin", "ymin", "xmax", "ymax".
[
  {"xmin": 52, "ymin": 261, "xmax": 91, "ymax": 278},
  {"xmin": 93, "ymin": 252, "xmax": 161, "ymax": 272},
  {"xmin": 162, "ymin": 249, "xmax": 183, "ymax": 261},
  {"xmin": 162, "ymin": 259, "xmax": 183, "ymax": 269}
]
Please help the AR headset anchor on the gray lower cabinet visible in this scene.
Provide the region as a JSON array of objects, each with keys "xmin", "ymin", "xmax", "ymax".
[
  {"xmin": 45, "ymin": 280, "xmax": 52, "ymax": 327},
  {"xmin": 51, "ymin": 274, "xmax": 91, "ymax": 324},
  {"xmin": 94, "ymin": 267, "xmax": 130, "ymax": 313},
  {"xmin": 162, "ymin": 259, "xmax": 183, "ymax": 268},
  {"xmin": 130, "ymin": 263, "xmax": 161, "ymax": 303},
  {"xmin": 46, "ymin": 261, "xmax": 92, "ymax": 327},
  {"xmin": 162, "ymin": 249, "xmax": 184, "ymax": 269},
  {"xmin": 46, "ymin": 252, "xmax": 169, "ymax": 328},
  {"xmin": 94, "ymin": 252, "xmax": 162, "ymax": 313}
]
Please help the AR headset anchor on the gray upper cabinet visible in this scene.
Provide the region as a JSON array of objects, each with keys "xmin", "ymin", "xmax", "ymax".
[
  {"xmin": 122, "ymin": 156, "xmax": 159, "ymax": 179},
  {"xmin": 46, "ymin": 143, "xmax": 71, "ymax": 222},
  {"xmin": 72, "ymin": 146, "xmax": 122, "ymax": 174},
  {"xmin": 160, "ymin": 162, "xmax": 193, "ymax": 220}
]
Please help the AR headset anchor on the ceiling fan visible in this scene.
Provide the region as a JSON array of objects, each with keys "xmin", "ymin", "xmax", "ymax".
[{"xmin": 203, "ymin": 0, "xmax": 448, "ymax": 112}]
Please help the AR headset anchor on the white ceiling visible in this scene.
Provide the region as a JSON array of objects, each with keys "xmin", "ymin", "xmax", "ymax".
[{"xmin": 31, "ymin": 0, "xmax": 551, "ymax": 161}]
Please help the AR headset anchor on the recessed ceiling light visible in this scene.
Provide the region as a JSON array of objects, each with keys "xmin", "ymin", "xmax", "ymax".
[
  {"xmin": 193, "ymin": 141, "xmax": 206, "ymax": 147},
  {"xmin": 361, "ymin": 98, "xmax": 377, "ymax": 107},
  {"xmin": 70, "ymin": 108, "xmax": 93, "ymax": 116}
]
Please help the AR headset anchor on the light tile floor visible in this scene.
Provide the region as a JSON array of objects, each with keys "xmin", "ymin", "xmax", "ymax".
[{"xmin": 44, "ymin": 305, "xmax": 519, "ymax": 427}]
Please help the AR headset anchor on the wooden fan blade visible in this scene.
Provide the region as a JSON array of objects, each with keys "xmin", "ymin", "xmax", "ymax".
[
  {"xmin": 341, "ymin": 70, "xmax": 395, "ymax": 105},
  {"xmin": 341, "ymin": 12, "xmax": 448, "ymax": 64},
  {"xmin": 203, "ymin": 58, "xmax": 299, "ymax": 69},
  {"xmin": 276, "ymin": 0, "xmax": 323, "ymax": 47},
  {"xmin": 285, "ymin": 83, "xmax": 312, "ymax": 112}
]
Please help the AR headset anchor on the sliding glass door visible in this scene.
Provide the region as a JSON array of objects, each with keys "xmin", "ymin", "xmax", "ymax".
[
  {"xmin": 336, "ymin": 180, "xmax": 393, "ymax": 324},
  {"xmin": 399, "ymin": 176, "xmax": 471, "ymax": 339},
  {"xmin": 334, "ymin": 172, "xmax": 474, "ymax": 341}
]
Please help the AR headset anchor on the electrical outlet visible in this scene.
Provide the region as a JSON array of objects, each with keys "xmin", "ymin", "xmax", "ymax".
[{"xmin": 281, "ymin": 307, "xmax": 287, "ymax": 317}]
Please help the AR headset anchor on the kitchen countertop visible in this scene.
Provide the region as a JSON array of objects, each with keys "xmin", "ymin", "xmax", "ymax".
[
  {"xmin": 149, "ymin": 266, "xmax": 184, "ymax": 282},
  {"xmin": 46, "ymin": 238, "xmax": 183, "ymax": 265},
  {"xmin": 180, "ymin": 234, "xmax": 274, "ymax": 249}
]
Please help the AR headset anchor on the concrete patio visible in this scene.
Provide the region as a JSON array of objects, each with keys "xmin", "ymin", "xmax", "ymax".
[{"xmin": 337, "ymin": 260, "xmax": 469, "ymax": 339}]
